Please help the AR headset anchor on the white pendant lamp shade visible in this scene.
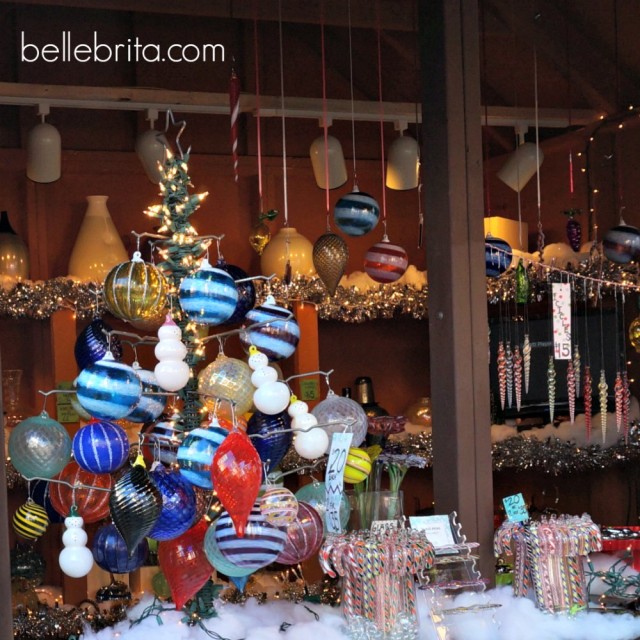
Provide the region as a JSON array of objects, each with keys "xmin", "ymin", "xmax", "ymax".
[
  {"xmin": 26, "ymin": 122, "xmax": 61, "ymax": 183},
  {"xmin": 135, "ymin": 129, "xmax": 168, "ymax": 184},
  {"xmin": 309, "ymin": 135, "xmax": 348, "ymax": 190},
  {"xmin": 386, "ymin": 134, "xmax": 420, "ymax": 190},
  {"xmin": 496, "ymin": 142, "xmax": 544, "ymax": 192}
]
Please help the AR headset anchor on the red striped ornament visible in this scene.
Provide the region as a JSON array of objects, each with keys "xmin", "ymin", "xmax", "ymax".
[{"xmin": 364, "ymin": 236, "xmax": 408, "ymax": 284}]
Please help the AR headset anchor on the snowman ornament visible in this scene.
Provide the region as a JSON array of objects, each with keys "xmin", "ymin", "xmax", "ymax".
[
  {"xmin": 59, "ymin": 507, "xmax": 94, "ymax": 578},
  {"xmin": 154, "ymin": 313, "xmax": 191, "ymax": 392},
  {"xmin": 248, "ymin": 345, "xmax": 291, "ymax": 415}
]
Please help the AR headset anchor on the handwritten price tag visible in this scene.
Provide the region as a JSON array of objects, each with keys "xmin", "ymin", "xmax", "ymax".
[
  {"xmin": 324, "ymin": 432, "xmax": 353, "ymax": 534},
  {"xmin": 502, "ymin": 493, "xmax": 529, "ymax": 523},
  {"xmin": 552, "ymin": 282, "xmax": 571, "ymax": 360}
]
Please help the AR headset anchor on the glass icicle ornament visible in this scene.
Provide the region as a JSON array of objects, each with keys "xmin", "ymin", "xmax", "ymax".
[
  {"xmin": 567, "ymin": 360, "xmax": 576, "ymax": 424},
  {"xmin": 584, "ymin": 366, "xmax": 593, "ymax": 442},
  {"xmin": 497, "ymin": 341, "xmax": 507, "ymax": 410},
  {"xmin": 523, "ymin": 335, "xmax": 532, "ymax": 394},
  {"xmin": 623, "ymin": 371, "xmax": 631, "ymax": 442},
  {"xmin": 513, "ymin": 345, "xmax": 523, "ymax": 412},
  {"xmin": 614, "ymin": 372, "xmax": 624, "ymax": 434},
  {"xmin": 505, "ymin": 343, "xmax": 514, "ymax": 408},
  {"xmin": 515, "ymin": 259, "xmax": 529, "ymax": 304},
  {"xmin": 573, "ymin": 345, "xmax": 581, "ymax": 397},
  {"xmin": 547, "ymin": 356, "xmax": 556, "ymax": 424},
  {"xmin": 598, "ymin": 370, "xmax": 608, "ymax": 443}
]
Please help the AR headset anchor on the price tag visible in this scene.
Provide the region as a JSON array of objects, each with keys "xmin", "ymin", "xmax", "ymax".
[
  {"xmin": 552, "ymin": 282, "xmax": 571, "ymax": 360},
  {"xmin": 324, "ymin": 431, "xmax": 353, "ymax": 534},
  {"xmin": 502, "ymin": 493, "xmax": 529, "ymax": 523},
  {"xmin": 299, "ymin": 378, "xmax": 320, "ymax": 401},
  {"xmin": 55, "ymin": 381, "xmax": 79, "ymax": 424}
]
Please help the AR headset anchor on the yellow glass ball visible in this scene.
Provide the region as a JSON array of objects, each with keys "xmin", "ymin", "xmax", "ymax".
[
  {"xmin": 630, "ymin": 315, "xmax": 640, "ymax": 353},
  {"xmin": 198, "ymin": 354, "xmax": 254, "ymax": 415},
  {"xmin": 104, "ymin": 253, "xmax": 168, "ymax": 323},
  {"xmin": 343, "ymin": 447, "xmax": 372, "ymax": 484}
]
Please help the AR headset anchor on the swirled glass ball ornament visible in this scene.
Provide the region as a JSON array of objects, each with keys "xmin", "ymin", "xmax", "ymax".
[
  {"xmin": 240, "ymin": 296, "xmax": 300, "ymax": 362},
  {"xmin": 204, "ymin": 521, "xmax": 256, "ymax": 579},
  {"xmin": 311, "ymin": 391, "xmax": 368, "ymax": 447},
  {"xmin": 217, "ymin": 261, "xmax": 256, "ymax": 324},
  {"xmin": 295, "ymin": 481, "xmax": 350, "ymax": 531},
  {"xmin": 9, "ymin": 411, "xmax": 72, "ymax": 479},
  {"xmin": 364, "ymin": 235, "xmax": 409, "ymax": 284},
  {"xmin": 92, "ymin": 524, "xmax": 148, "ymax": 574},
  {"xmin": 72, "ymin": 419, "xmax": 129, "ymax": 474},
  {"xmin": 141, "ymin": 413, "xmax": 183, "ymax": 466},
  {"xmin": 126, "ymin": 364, "xmax": 167, "ymax": 423},
  {"xmin": 485, "ymin": 234, "xmax": 512, "ymax": 277},
  {"xmin": 104, "ymin": 251, "xmax": 168, "ymax": 323},
  {"xmin": 246, "ymin": 410, "xmax": 292, "ymax": 472},
  {"xmin": 276, "ymin": 502, "xmax": 324, "ymax": 565},
  {"xmin": 13, "ymin": 500, "xmax": 49, "ymax": 540},
  {"xmin": 630, "ymin": 315, "xmax": 640, "ymax": 353},
  {"xmin": 74, "ymin": 317, "xmax": 122, "ymax": 370},
  {"xmin": 177, "ymin": 426, "xmax": 228, "ymax": 490},
  {"xmin": 149, "ymin": 465, "xmax": 197, "ymax": 541},
  {"xmin": 344, "ymin": 447, "xmax": 372, "ymax": 484},
  {"xmin": 198, "ymin": 354, "xmax": 253, "ymax": 414},
  {"xmin": 179, "ymin": 257, "xmax": 239, "ymax": 325},
  {"xmin": 334, "ymin": 188, "xmax": 380, "ymax": 236},
  {"xmin": 259, "ymin": 487, "xmax": 299, "ymax": 527},
  {"xmin": 603, "ymin": 221, "xmax": 640, "ymax": 264},
  {"xmin": 75, "ymin": 352, "xmax": 142, "ymax": 420}
]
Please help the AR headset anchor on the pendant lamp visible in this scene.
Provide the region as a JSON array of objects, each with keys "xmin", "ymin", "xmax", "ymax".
[
  {"xmin": 386, "ymin": 131, "xmax": 419, "ymax": 190},
  {"xmin": 497, "ymin": 129, "xmax": 544, "ymax": 192},
  {"xmin": 135, "ymin": 110, "xmax": 168, "ymax": 184},
  {"xmin": 310, "ymin": 133, "xmax": 348, "ymax": 190},
  {"xmin": 26, "ymin": 105, "xmax": 61, "ymax": 184}
]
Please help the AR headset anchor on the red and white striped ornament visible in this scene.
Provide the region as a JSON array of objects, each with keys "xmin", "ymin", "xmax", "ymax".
[{"xmin": 363, "ymin": 235, "xmax": 408, "ymax": 284}]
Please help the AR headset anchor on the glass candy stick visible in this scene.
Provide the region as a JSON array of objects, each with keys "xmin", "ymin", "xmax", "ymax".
[
  {"xmin": 506, "ymin": 343, "xmax": 514, "ymax": 408},
  {"xmin": 614, "ymin": 372, "xmax": 624, "ymax": 434},
  {"xmin": 573, "ymin": 345, "xmax": 581, "ymax": 398},
  {"xmin": 623, "ymin": 371, "xmax": 631, "ymax": 443},
  {"xmin": 547, "ymin": 356, "xmax": 556, "ymax": 424},
  {"xmin": 584, "ymin": 366, "xmax": 593, "ymax": 442},
  {"xmin": 567, "ymin": 360, "xmax": 576, "ymax": 424},
  {"xmin": 598, "ymin": 370, "xmax": 608, "ymax": 444},
  {"xmin": 523, "ymin": 334, "xmax": 532, "ymax": 394},
  {"xmin": 513, "ymin": 345, "xmax": 523, "ymax": 412},
  {"xmin": 497, "ymin": 341, "xmax": 507, "ymax": 410}
]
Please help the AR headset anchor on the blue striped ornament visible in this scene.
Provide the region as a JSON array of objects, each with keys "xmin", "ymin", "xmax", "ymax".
[
  {"xmin": 333, "ymin": 189, "xmax": 380, "ymax": 236},
  {"xmin": 215, "ymin": 504, "xmax": 287, "ymax": 569},
  {"xmin": 149, "ymin": 466, "xmax": 197, "ymax": 541},
  {"xmin": 246, "ymin": 410, "xmax": 292, "ymax": 472},
  {"xmin": 485, "ymin": 234, "xmax": 512, "ymax": 278},
  {"xmin": 74, "ymin": 318, "xmax": 123, "ymax": 371},
  {"xmin": 126, "ymin": 367, "xmax": 167, "ymax": 423},
  {"xmin": 363, "ymin": 237, "xmax": 408, "ymax": 283},
  {"xmin": 177, "ymin": 426, "xmax": 228, "ymax": 489},
  {"xmin": 240, "ymin": 299, "xmax": 300, "ymax": 362},
  {"xmin": 72, "ymin": 419, "xmax": 129, "ymax": 474},
  {"xmin": 92, "ymin": 523, "xmax": 148, "ymax": 573},
  {"xmin": 141, "ymin": 414, "xmax": 183, "ymax": 466},
  {"xmin": 178, "ymin": 259, "xmax": 239, "ymax": 325},
  {"xmin": 216, "ymin": 261, "xmax": 256, "ymax": 324},
  {"xmin": 603, "ymin": 223, "xmax": 640, "ymax": 264},
  {"xmin": 203, "ymin": 522, "xmax": 256, "ymax": 578},
  {"xmin": 75, "ymin": 354, "xmax": 142, "ymax": 420}
]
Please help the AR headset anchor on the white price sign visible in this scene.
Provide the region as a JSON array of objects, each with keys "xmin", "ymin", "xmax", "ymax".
[
  {"xmin": 324, "ymin": 432, "xmax": 353, "ymax": 534},
  {"xmin": 552, "ymin": 282, "xmax": 572, "ymax": 360}
]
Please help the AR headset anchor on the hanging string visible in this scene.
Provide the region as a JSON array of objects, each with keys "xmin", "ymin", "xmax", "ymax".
[
  {"xmin": 413, "ymin": 0, "xmax": 423, "ymax": 249},
  {"xmin": 375, "ymin": 1, "xmax": 388, "ymax": 233},
  {"xmin": 277, "ymin": 0, "xmax": 289, "ymax": 227},
  {"xmin": 569, "ymin": 151, "xmax": 575, "ymax": 197},
  {"xmin": 533, "ymin": 44, "xmax": 545, "ymax": 255},
  {"xmin": 347, "ymin": 0, "xmax": 358, "ymax": 189},
  {"xmin": 615, "ymin": 131, "xmax": 624, "ymax": 216},
  {"xmin": 253, "ymin": 1, "xmax": 264, "ymax": 212},
  {"xmin": 480, "ymin": 0, "xmax": 492, "ymax": 217},
  {"xmin": 320, "ymin": 1, "xmax": 331, "ymax": 229}
]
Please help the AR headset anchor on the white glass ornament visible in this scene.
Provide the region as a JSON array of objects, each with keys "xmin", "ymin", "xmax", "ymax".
[
  {"xmin": 62, "ymin": 527, "xmax": 88, "ymax": 547},
  {"xmin": 294, "ymin": 428, "xmax": 329, "ymax": 459},
  {"xmin": 292, "ymin": 412, "xmax": 318, "ymax": 432},
  {"xmin": 155, "ymin": 360, "xmax": 191, "ymax": 392},
  {"xmin": 253, "ymin": 381, "xmax": 291, "ymax": 415},
  {"xmin": 251, "ymin": 366, "xmax": 278, "ymax": 388},
  {"xmin": 59, "ymin": 546, "xmax": 94, "ymax": 578},
  {"xmin": 248, "ymin": 350, "xmax": 269, "ymax": 371},
  {"xmin": 154, "ymin": 313, "xmax": 190, "ymax": 392},
  {"xmin": 288, "ymin": 399, "xmax": 309, "ymax": 418},
  {"xmin": 154, "ymin": 338, "xmax": 188, "ymax": 361}
]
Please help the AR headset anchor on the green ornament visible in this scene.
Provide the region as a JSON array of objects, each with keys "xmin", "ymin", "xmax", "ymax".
[
  {"xmin": 515, "ymin": 259, "xmax": 529, "ymax": 304},
  {"xmin": 151, "ymin": 570, "xmax": 172, "ymax": 600}
]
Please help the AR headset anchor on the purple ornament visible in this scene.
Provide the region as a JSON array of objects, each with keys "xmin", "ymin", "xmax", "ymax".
[
  {"xmin": 246, "ymin": 410, "xmax": 292, "ymax": 473},
  {"xmin": 148, "ymin": 466, "xmax": 197, "ymax": 541}
]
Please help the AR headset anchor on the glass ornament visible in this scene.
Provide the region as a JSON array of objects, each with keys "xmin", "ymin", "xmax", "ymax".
[
  {"xmin": 251, "ymin": 365, "xmax": 278, "ymax": 387},
  {"xmin": 9, "ymin": 411, "xmax": 72, "ymax": 479},
  {"xmin": 259, "ymin": 487, "xmax": 299, "ymax": 527},
  {"xmin": 149, "ymin": 465, "xmax": 197, "ymax": 540},
  {"xmin": 603, "ymin": 222, "xmax": 640, "ymax": 264},
  {"xmin": 217, "ymin": 261, "xmax": 256, "ymax": 324},
  {"xmin": 109, "ymin": 456, "xmax": 162, "ymax": 553},
  {"xmin": 246, "ymin": 410, "xmax": 293, "ymax": 473},
  {"xmin": 75, "ymin": 353, "xmax": 142, "ymax": 420},
  {"xmin": 126, "ymin": 365, "xmax": 167, "ymax": 423},
  {"xmin": 363, "ymin": 236, "xmax": 408, "ymax": 284},
  {"xmin": 13, "ymin": 500, "xmax": 49, "ymax": 540},
  {"xmin": 240, "ymin": 296, "xmax": 300, "ymax": 362},
  {"xmin": 313, "ymin": 232, "xmax": 349, "ymax": 296},
  {"xmin": 630, "ymin": 315, "xmax": 640, "ymax": 353},
  {"xmin": 295, "ymin": 481, "xmax": 350, "ymax": 531},
  {"xmin": 198, "ymin": 354, "xmax": 253, "ymax": 414},
  {"xmin": 72, "ymin": 419, "xmax": 129, "ymax": 474},
  {"xmin": 74, "ymin": 318, "xmax": 123, "ymax": 371},
  {"xmin": 311, "ymin": 391, "xmax": 368, "ymax": 446},
  {"xmin": 515, "ymin": 258, "xmax": 529, "ymax": 304},
  {"xmin": 154, "ymin": 360, "xmax": 191, "ymax": 393},
  {"xmin": 215, "ymin": 503, "xmax": 287, "ymax": 569},
  {"xmin": 485, "ymin": 234, "xmax": 512, "ymax": 277},
  {"xmin": 211, "ymin": 430, "xmax": 262, "ymax": 537},
  {"xmin": 49, "ymin": 461, "xmax": 112, "ymax": 523},
  {"xmin": 179, "ymin": 258, "xmax": 239, "ymax": 325},
  {"xmin": 103, "ymin": 251, "xmax": 168, "ymax": 323},
  {"xmin": 403, "ymin": 397, "xmax": 432, "ymax": 430},
  {"xmin": 292, "ymin": 412, "xmax": 318, "ymax": 432},
  {"xmin": 344, "ymin": 447, "xmax": 372, "ymax": 484},
  {"xmin": 249, "ymin": 221, "xmax": 271, "ymax": 256},
  {"xmin": 140, "ymin": 413, "xmax": 183, "ymax": 466},
  {"xmin": 334, "ymin": 189, "xmax": 380, "ymax": 237},
  {"xmin": 203, "ymin": 521, "xmax": 256, "ymax": 578},
  {"xmin": 93, "ymin": 524, "xmax": 149, "ymax": 574},
  {"xmin": 293, "ymin": 427, "xmax": 329, "ymax": 459},
  {"xmin": 59, "ymin": 512, "xmax": 93, "ymax": 578},
  {"xmin": 260, "ymin": 227, "xmax": 316, "ymax": 279},
  {"xmin": 151, "ymin": 571, "xmax": 172, "ymax": 599},
  {"xmin": 0, "ymin": 210, "xmax": 29, "ymax": 279},
  {"xmin": 276, "ymin": 501, "xmax": 324, "ymax": 565},
  {"xmin": 253, "ymin": 381, "xmax": 291, "ymax": 415},
  {"xmin": 153, "ymin": 314, "xmax": 189, "ymax": 394},
  {"xmin": 158, "ymin": 519, "xmax": 212, "ymax": 611},
  {"xmin": 30, "ymin": 479, "xmax": 64, "ymax": 523},
  {"xmin": 177, "ymin": 426, "xmax": 228, "ymax": 490}
]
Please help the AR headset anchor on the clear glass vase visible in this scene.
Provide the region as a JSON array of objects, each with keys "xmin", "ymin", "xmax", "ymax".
[{"xmin": 347, "ymin": 490, "xmax": 404, "ymax": 531}]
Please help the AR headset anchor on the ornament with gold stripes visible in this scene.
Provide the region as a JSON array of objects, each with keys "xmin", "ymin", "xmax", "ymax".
[
  {"xmin": 13, "ymin": 499, "xmax": 49, "ymax": 540},
  {"xmin": 343, "ymin": 447, "xmax": 372, "ymax": 484}
]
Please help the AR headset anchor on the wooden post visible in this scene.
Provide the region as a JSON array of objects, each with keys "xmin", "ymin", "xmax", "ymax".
[
  {"xmin": 420, "ymin": 0, "xmax": 495, "ymax": 582},
  {"xmin": 292, "ymin": 302, "xmax": 321, "ymax": 410}
]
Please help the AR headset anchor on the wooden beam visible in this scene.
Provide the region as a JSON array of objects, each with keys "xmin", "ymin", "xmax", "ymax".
[{"xmin": 0, "ymin": 351, "xmax": 13, "ymax": 640}]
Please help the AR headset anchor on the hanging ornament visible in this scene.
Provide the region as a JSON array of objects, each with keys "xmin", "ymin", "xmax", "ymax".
[
  {"xmin": 313, "ymin": 233, "xmax": 349, "ymax": 296},
  {"xmin": 344, "ymin": 447, "xmax": 372, "ymax": 484},
  {"xmin": 249, "ymin": 210, "xmax": 278, "ymax": 255},
  {"xmin": 515, "ymin": 259, "xmax": 529, "ymax": 304},
  {"xmin": 295, "ymin": 481, "xmax": 350, "ymax": 532},
  {"xmin": 249, "ymin": 346, "xmax": 291, "ymax": 415},
  {"xmin": 30, "ymin": 479, "xmax": 64, "ymax": 524},
  {"xmin": 92, "ymin": 523, "xmax": 149, "ymax": 574},
  {"xmin": 311, "ymin": 390, "xmax": 368, "ymax": 447},
  {"xmin": 547, "ymin": 356, "xmax": 556, "ymax": 424},
  {"xmin": 598, "ymin": 370, "xmax": 608, "ymax": 443},
  {"xmin": 198, "ymin": 354, "xmax": 254, "ymax": 415},
  {"xmin": 176, "ymin": 425, "xmax": 228, "ymax": 490},
  {"xmin": 260, "ymin": 227, "xmax": 316, "ymax": 279},
  {"xmin": 564, "ymin": 209, "xmax": 582, "ymax": 251},
  {"xmin": 216, "ymin": 261, "xmax": 256, "ymax": 324},
  {"xmin": 363, "ymin": 235, "xmax": 409, "ymax": 284},
  {"xmin": 584, "ymin": 366, "xmax": 593, "ymax": 443},
  {"xmin": 104, "ymin": 251, "xmax": 168, "ymax": 323},
  {"xmin": 485, "ymin": 234, "xmax": 512, "ymax": 278},
  {"xmin": 240, "ymin": 296, "xmax": 300, "ymax": 362},
  {"xmin": 246, "ymin": 410, "xmax": 292, "ymax": 472},
  {"xmin": 149, "ymin": 465, "xmax": 198, "ymax": 541},
  {"xmin": 211, "ymin": 430, "xmax": 262, "ymax": 537},
  {"xmin": 203, "ymin": 521, "xmax": 256, "ymax": 580},
  {"xmin": 74, "ymin": 317, "xmax": 123, "ymax": 371},
  {"xmin": 109, "ymin": 454, "xmax": 162, "ymax": 553},
  {"xmin": 294, "ymin": 427, "xmax": 329, "ymax": 460},
  {"xmin": 505, "ymin": 343, "xmax": 514, "ymax": 409},
  {"xmin": 72, "ymin": 419, "xmax": 129, "ymax": 474},
  {"xmin": 154, "ymin": 313, "xmax": 190, "ymax": 392},
  {"xmin": 9, "ymin": 411, "xmax": 72, "ymax": 479},
  {"xmin": 573, "ymin": 344, "xmax": 581, "ymax": 398},
  {"xmin": 141, "ymin": 413, "xmax": 183, "ymax": 466},
  {"xmin": 614, "ymin": 372, "xmax": 624, "ymax": 434},
  {"xmin": 289, "ymin": 396, "xmax": 318, "ymax": 432},
  {"xmin": 603, "ymin": 220, "xmax": 640, "ymax": 264},
  {"xmin": 513, "ymin": 345, "xmax": 523, "ymax": 413},
  {"xmin": 276, "ymin": 502, "xmax": 324, "ymax": 565},
  {"xmin": 623, "ymin": 371, "xmax": 631, "ymax": 442},
  {"xmin": 58, "ymin": 508, "xmax": 94, "ymax": 578},
  {"xmin": 523, "ymin": 334, "xmax": 532, "ymax": 394},
  {"xmin": 333, "ymin": 189, "xmax": 380, "ymax": 236},
  {"xmin": 75, "ymin": 352, "xmax": 142, "ymax": 420},
  {"xmin": 629, "ymin": 311, "xmax": 640, "ymax": 353},
  {"xmin": 13, "ymin": 500, "xmax": 49, "ymax": 540},
  {"xmin": 259, "ymin": 487, "xmax": 299, "ymax": 527},
  {"xmin": 126, "ymin": 363, "xmax": 167, "ymax": 423},
  {"xmin": 567, "ymin": 360, "xmax": 576, "ymax": 424},
  {"xmin": 497, "ymin": 341, "xmax": 506, "ymax": 411}
]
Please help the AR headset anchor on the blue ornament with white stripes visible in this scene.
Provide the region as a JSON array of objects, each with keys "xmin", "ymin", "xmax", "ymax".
[
  {"xmin": 333, "ymin": 189, "xmax": 380, "ymax": 236},
  {"xmin": 148, "ymin": 465, "xmax": 197, "ymax": 541},
  {"xmin": 126, "ymin": 365, "xmax": 167, "ymax": 424},
  {"xmin": 176, "ymin": 426, "xmax": 228, "ymax": 489},
  {"xmin": 239, "ymin": 295, "xmax": 300, "ymax": 361},
  {"xmin": 178, "ymin": 258, "xmax": 239, "ymax": 325},
  {"xmin": 485, "ymin": 234, "xmax": 512, "ymax": 278},
  {"xmin": 215, "ymin": 503, "xmax": 287, "ymax": 569},
  {"xmin": 72, "ymin": 419, "xmax": 130, "ymax": 474},
  {"xmin": 75, "ymin": 353, "xmax": 142, "ymax": 420}
]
